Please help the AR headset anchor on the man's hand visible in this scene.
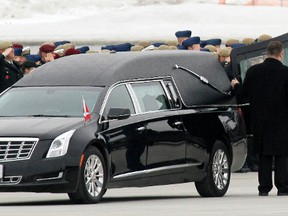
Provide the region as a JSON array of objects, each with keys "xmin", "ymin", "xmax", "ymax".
[
  {"xmin": 231, "ymin": 78, "xmax": 239, "ymax": 89},
  {"xmin": 3, "ymin": 47, "xmax": 13, "ymax": 57}
]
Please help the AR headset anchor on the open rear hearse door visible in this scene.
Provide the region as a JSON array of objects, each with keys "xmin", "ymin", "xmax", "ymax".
[{"xmin": 230, "ymin": 32, "xmax": 288, "ymax": 138}]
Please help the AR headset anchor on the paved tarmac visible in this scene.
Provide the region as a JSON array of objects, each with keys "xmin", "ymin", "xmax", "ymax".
[{"xmin": 0, "ymin": 172, "xmax": 287, "ymax": 216}]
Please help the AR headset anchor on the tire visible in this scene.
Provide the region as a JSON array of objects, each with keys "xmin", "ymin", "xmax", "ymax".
[
  {"xmin": 195, "ymin": 140, "xmax": 231, "ymax": 197},
  {"xmin": 68, "ymin": 147, "xmax": 107, "ymax": 204}
]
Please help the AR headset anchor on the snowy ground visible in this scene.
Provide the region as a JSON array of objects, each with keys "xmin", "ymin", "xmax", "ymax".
[{"xmin": 1, "ymin": 0, "xmax": 288, "ymax": 44}]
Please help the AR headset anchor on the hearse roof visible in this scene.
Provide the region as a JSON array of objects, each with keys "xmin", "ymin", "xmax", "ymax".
[{"xmin": 15, "ymin": 51, "xmax": 234, "ymax": 106}]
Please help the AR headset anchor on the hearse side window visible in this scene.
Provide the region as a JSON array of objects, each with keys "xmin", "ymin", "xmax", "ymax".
[
  {"xmin": 102, "ymin": 84, "xmax": 135, "ymax": 120},
  {"xmin": 130, "ymin": 81, "xmax": 170, "ymax": 113}
]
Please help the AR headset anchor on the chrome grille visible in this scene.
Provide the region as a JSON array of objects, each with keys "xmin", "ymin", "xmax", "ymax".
[{"xmin": 0, "ymin": 138, "xmax": 39, "ymax": 162}]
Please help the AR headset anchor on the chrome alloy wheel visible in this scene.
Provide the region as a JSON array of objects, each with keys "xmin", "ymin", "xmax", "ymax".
[
  {"xmin": 212, "ymin": 149, "xmax": 229, "ymax": 190},
  {"xmin": 84, "ymin": 154, "xmax": 104, "ymax": 197}
]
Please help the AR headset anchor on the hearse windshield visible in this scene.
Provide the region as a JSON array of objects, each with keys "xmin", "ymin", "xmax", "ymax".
[{"xmin": 0, "ymin": 87, "xmax": 102, "ymax": 117}]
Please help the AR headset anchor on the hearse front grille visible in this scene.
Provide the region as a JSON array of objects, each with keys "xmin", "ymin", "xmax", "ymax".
[{"xmin": 0, "ymin": 138, "xmax": 39, "ymax": 162}]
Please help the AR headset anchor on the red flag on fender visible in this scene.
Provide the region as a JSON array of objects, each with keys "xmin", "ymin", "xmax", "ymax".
[{"xmin": 82, "ymin": 96, "xmax": 91, "ymax": 122}]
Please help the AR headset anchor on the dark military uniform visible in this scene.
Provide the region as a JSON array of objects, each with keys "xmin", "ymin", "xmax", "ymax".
[{"xmin": 0, "ymin": 53, "xmax": 23, "ymax": 93}]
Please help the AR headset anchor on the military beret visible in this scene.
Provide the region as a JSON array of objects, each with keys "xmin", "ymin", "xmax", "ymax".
[
  {"xmin": 257, "ymin": 34, "xmax": 272, "ymax": 42},
  {"xmin": 39, "ymin": 42, "xmax": 55, "ymax": 53},
  {"xmin": 182, "ymin": 36, "xmax": 201, "ymax": 48},
  {"xmin": 77, "ymin": 46, "xmax": 90, "ymax": 53},
  {"xmin": 14, "ymin": 48, "xmax": 23, "ymax": 56},
  {"xmin": 64, "ymin": 48, "xmax": 81, "ymax": 56},
  {"xmin": 206, "ymin": 38, "xmax": 222, "ymax": 46},
  {"xmin": 225, "ymin": 39, "xmax": 240, "ymax": 46},
  {"xmin": 217, "ymin": 48, "xmax": 231, "ymax": 57},
  {"xmin": 131, "ymin": 45, "xmax": 144, "ymax": 51},
  {"xmin": 13, "ymin": 43, "xmax": 23, "ymax": 49},
  {"xmin": 55, "ymin": 43, "xmax": 75, "ymax": 53},
  {"xmin": 177, "ymin": 45, "xmax": 186, "ymax": 50},
  {"xmin": 230, "ymin": 43, "xmax": 246, "ymax": 49},
  {"xmin": 137, "ymin": 41, "xmax": 150, "ymax": 48},
  {"xmin": 0, "ymin": 41, "xmax": 13, "ymax": 50},
  {"xmin": 157, "ymin": 45, "xmax": 170, "ymax": 50},
  {"xmin": 175, "ymin": 30, "xmax": 192, "ymax": 38},
  {"xmin": 204, "ymin": 45, "xmax": 217, "ymax": 52},
  {"xmin": 169, "ymin": 46, "xmax": 178, "ymax": 50},
  {"xmin": 242, "ymin": 37, "xmax": 255, "ymax": 45}
]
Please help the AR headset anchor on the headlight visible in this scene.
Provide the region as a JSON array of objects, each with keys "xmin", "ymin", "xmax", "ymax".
[{"xmin": 46, "ymin": 130, "xmax": 76, "ymax": 158}]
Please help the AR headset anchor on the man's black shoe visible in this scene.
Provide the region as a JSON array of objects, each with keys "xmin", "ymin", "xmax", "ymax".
[
  {"xmin": 258, "ymin": 192, "xmax": 268, "ymax": 196},
  {"xmin": 277, "ymin": 192, "xmax": 288, "ymax": 196}
]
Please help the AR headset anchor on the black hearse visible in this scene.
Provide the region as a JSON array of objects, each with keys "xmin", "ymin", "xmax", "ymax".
[{"xmin": 0, "ymin": 51, "xmax": 247, "ymax": 203}]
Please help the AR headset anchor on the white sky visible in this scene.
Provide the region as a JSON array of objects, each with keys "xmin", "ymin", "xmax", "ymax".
[{"xmin": 1, "ymin": 0, "xmax": 288, "ymax": 44}]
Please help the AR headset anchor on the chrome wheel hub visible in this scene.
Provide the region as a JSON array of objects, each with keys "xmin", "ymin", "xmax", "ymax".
[
  {"xmin": 212, "ymin": 149, "xmax": 229, "ymax": 190},
  {"xmin": 84, "ymin": 154, "xmax": 104, "ymax": 197}
]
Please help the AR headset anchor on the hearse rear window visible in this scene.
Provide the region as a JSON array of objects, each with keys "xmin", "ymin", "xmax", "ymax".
[
  {"xmin": 0, "ymin": 87, "xmax": 102, "ymax": 117},
  {"xmin": 131, "ymin": 81, "xmax": 170, "ymax": 113}
]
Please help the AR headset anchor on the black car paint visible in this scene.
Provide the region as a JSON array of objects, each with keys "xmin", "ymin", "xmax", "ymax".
[{"xmin": 0, "ymin": 51, "xmax": 247, "ymax": 197}]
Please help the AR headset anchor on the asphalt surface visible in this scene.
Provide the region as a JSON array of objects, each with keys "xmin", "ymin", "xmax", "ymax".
[{"xmin": 0, "ymin": 172, "xmax": 287, "ymax": 216}]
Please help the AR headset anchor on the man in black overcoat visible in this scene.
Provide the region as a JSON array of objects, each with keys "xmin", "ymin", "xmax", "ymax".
[
  {"xmin": 231, "ymin": 41, "xmax": 288, "ymax": 196},
  {"xmin": 0, "ymin": 41, "xmax": 23, "ymax": 93}
]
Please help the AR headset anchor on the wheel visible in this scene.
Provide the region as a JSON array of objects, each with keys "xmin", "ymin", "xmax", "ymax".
[
  {"xmin": 195, "ymin": 140, "xmax": 231, "ymax": 197},
  {"xmin": 68, "ymin": 147, "xmax": 107, "ymax": 204}
]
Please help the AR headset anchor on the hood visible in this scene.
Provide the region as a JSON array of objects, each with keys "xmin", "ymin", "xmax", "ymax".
[{"xmin": 0, "ymin": 117, "xmax": 86, "ymax": 139}]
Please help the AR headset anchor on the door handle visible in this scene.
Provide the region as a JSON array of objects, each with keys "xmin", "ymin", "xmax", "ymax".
[
  {"xmin": 173, "ymin": 121, "xmax": 183, "ymax": 126},
  {"xmin": 136, "ymin": 126, "xmax": 146, "ymax": 131}
]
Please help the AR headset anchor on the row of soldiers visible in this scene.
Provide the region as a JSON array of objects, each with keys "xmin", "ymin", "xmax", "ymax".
[{"xmin": 0, "ymin": 30, "xmax": 273, "ymax": 93}]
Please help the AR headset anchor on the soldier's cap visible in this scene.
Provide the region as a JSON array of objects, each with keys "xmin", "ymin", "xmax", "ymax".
[
  {"xmin": 165, "ymin": 40, "xmax": 178, "ymax": 47},
  {"xmin": 130, "ymin": 45, "xmax": 144, "ymax": 51},
  {"xmin": 39, "ymin": 42, "xmax": 55, "ymax": 53},
  {"xmin": 0, "ymin": 41, "xmax": 13, "ymax": 50},
  {"xmin": 204, "ymin": 45, "xmax": 217, "ymax": 52},
  {"xmin": 175, "ymin": 30, "xmax": 192, "ymax": 38},
  {"xmin": 77, "ymin": 46, "xmax": 90, "ymax": 53},
  {"xmin": 242, "ymin": 37, "xmax": 255, "ymax": 45},
  {"xmin": 182, "ymin": 36, "xmax": 201, "ymax": 48},
  {"xmin": 54, "ymin": 40, "xmax": 71, "ymax": 47},
  {"xmin": 225, "ymin": 39, "xmax": 240, "ymax": 46},
  {"xmin": 230, "ymin": 43, "xmax": 246, "ymax": 49},
  {"xmin": 137, "ymin": 41, "xmax": 150, "ymax": 48},
  {"xmin": 25, "ymin": 54, "xmax": 41, "ymax": 62},
  {"xmin": 157, "ymin": 44, "xmax": 170, "ymax": 50},
  {"xmin": 257, "ymin": 34, "xmax": 272, "ymax": 42},
  {"xmin": 200, "ymin": 40, "xmax": 207, "ymax": 48},
  {"xmin": 55, "ymin": 43, "xmax": 75, "ymax": 53},
  {"xmin": 152, "ymin": 42, "xmax": 166, "ymax": 47},
  {"xmin": 217, "ymin": 48, "xmax": 231, "ymax": 57},
  {"xmin": 14, "ymin": 48, "xmax": 23, "ymax": 56},
  {"xmin": 206, "ymin": 38, "xmax": 222, "ymax": 46},
  {"xmin": 22, "ymin": 47, "xmax": 31, "ymax": 56}
]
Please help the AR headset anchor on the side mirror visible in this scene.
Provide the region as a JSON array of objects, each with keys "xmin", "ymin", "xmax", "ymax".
[{"xmin": 107, "ymin": 108, "xmax": 131, "ymax": 120}]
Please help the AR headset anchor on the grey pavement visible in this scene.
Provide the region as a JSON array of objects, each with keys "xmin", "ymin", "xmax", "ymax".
[{"xmin": 0, "ymin": 172, "xmax": 288, "ymax": 216}]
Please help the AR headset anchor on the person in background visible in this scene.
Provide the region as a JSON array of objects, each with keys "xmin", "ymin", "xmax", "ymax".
[
  {"xmin": 175, "ymin": 30, "xmax": 192, "ymax": 50},
  {"xmin": 38, "ymin": 42, "xmax": 56, "ymax": 65},
  {"xmin": 21, "ymin": 60, "xmax": 38, "ymax": 76},
  {"xmin": 182, "ymin": 36, "xmax": 201, "ymax": 51},
  {"xmin": 0, "ymin": 41, "xmax": 23, "ymax": 93},
  {"xmin": 231, "ymin": 41, "xmax": 288, "ymax": 196}
]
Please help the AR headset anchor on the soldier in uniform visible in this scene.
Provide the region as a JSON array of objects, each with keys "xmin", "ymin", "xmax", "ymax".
[{"xmin": 0, "ymin": 41, "xmax": 23, "ymax": 93}]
